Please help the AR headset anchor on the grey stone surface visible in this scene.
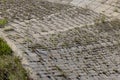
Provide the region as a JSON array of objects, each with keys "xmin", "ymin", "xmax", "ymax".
[{"xmin": 0, "ymin": 0, "xmax": 120, "ymax": 80}]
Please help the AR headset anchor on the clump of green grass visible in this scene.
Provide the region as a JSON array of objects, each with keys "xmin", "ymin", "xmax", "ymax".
[
  {"xmin": 0, "ymin": 38, "xmax": 12, "ymax": 56},
  {"xmin": 0, "ymin": 19, "xmax": 8, "ymax": 27},
  {"xmin": 0, "ymin": 56, "xmax": 28, "ymax": 80},
  {"xmin": 0, "ymin": 38, "xmax": 29, "ymax": 80}
]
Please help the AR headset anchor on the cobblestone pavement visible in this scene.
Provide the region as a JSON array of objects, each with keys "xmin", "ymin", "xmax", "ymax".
[
  {"xmin": 70, "ymin": 0, "xmax": 120, "ymax": 19},
  {"xmin": 47, "ymin": 0, "xmax": 120, "ymax": 19},
  {"xmin": 0, "ymin": 0, "xmax": 120, "ymax": 80}
]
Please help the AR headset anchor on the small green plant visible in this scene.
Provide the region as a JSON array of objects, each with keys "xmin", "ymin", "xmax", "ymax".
[
  {"xmin": 0, "ymin": 38, "xmax": 12, "ymax": 56},
  {"xmin": 0, "ymin": 19, "xmax": 8, "ymax": 27},
  {"xmin": 61, "ymin": 41, "xmax": 69, "ymax": 48},
  {"xmin": 94, "ymin": 18, "xmax": 100, "ymax": 25},
  {"xmin": 100, "ymin": 14, "xmax": 106, "ymax": 23},
  {"xmin": 114, "ymin": 8, "xmax": 118, "ymax": 12}
]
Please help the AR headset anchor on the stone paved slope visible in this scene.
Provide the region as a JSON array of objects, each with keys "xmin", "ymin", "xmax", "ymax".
[
  {"xmin": 70, "ymin": 0, "xmax": 120, "ymax": 18},
  {"xmin": 47, "ymin": 0, "xmax": 120, "ymax": 19},
  {"xmin": 0, "ymin": 0, "xmax": 120, "ymax": 80},
  {"xmin": 31, "ymin": 20, "xmax": 120, "ymax": 80}
]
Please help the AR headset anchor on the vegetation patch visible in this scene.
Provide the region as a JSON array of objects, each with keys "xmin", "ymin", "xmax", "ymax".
[
  {"xmin": 0, "ymin": 19, "xmax": 8, "ymax": 27},
  {"xmin": 0, "ymin": 38, "xmax": 12, "ymax": 56},
  {"xmin": 0, "ymin": 38, "xmax": 29, "ymax": 80}
]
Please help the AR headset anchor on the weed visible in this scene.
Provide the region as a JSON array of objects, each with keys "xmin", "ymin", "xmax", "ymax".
[
  {"xmin": 0, "ymin": 38, "xmax": 12, "ymax": 56},
  {"xmin": 0, "ymin": 19, "xmax": 8, "ymax": 27},
  {"xmin": 100, "ymin": 14, "xmax": 106, "ymax": 23},
  {"xmin": 114, "ymin": 8, "xmax": 118, "ymax": 12}
]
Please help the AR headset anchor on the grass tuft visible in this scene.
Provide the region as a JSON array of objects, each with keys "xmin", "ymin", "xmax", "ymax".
[
  {"xmin": 0, "ymin": 38, "xmax": 29, "ymax": 80},
  {"xmin": 0, "ymin": 19, "xmax": 8, "ymax": 27},
  {"xmin": 0, "ymin": 38, "xmax": 12, "ymax": 56}
]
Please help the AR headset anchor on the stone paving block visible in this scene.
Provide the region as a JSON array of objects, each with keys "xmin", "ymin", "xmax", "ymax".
[
  {"xmin": 70, "ymin": 0, "xmax": 83, "ymax": 5},
  {"xmin": 106, "ymin": 0, "xmax": 114, "ymax": 4}
]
